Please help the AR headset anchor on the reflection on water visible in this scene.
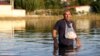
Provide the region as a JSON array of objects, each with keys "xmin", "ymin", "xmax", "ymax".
[
  {"xmin": 0, "ymin": 20, "xmax": 100, "ymax": 56},
  {"xmin": 0, "ymin": 29, "xmax": 100, "ymax": 56},
  {"xmin": 0, "ymin": 20, "xmax": 25, "ymax": 33}
]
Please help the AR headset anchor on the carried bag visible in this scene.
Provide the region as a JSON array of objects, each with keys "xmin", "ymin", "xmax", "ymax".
[{"xmin": 65, "ymin": 23, "xmax": 77, "ymax": 39}]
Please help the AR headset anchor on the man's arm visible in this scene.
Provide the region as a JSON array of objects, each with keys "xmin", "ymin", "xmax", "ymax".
[
  {"xmin": 52, "ymin": 29, "xmax": 58, "ymax": 55},
  {"xmin": 52, "ymin": 29, "xmax": 58, "ymax": 50},
  {"xmin": 76, "ymin": 38, "xmax": 81, "ymax": 48}
]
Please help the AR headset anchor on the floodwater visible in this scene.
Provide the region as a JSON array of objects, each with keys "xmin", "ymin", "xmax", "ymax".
[
  {"xmin": 0, "ymin": 30, "xmax": 100, "ymax": 56},
  {"xmin": 0, "ymin": 20, "xmax": 100, "ymax": 56}
]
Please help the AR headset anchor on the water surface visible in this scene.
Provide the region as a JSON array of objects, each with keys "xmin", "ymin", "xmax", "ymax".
[
  {"xmin": 0, "ymin": 18, "xmax": 100, "ymax": 56},
  {"xmin": 0, "ymin": 30, "xmax": 100, "ymax": 56}
]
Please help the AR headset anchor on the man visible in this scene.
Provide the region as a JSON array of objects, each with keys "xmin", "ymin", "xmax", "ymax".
[{"xmin": 52, "ymin": 10, "xmax": 81, "ymax": 56}]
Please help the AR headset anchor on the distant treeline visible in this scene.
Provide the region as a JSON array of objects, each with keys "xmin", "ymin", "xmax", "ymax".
[
  {"xmin": 14, "ymin": 0, "xmax": 62, "ymax": 12},
  {"xmin": 14, "ymin": 0, "xmax": 100, "ymax": 14}
]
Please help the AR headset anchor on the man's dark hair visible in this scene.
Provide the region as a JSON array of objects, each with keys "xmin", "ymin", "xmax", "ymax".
[{"xmin": 63, "ymin": 9, "xmax": 71, "ymax": 16}]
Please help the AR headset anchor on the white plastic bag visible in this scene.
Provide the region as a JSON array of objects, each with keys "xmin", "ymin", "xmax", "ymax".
[
  {"xmin": 65, "ymin": 31, "xmax": 77, "ymax": 39},
  {"xmin": 65, "ymin": 23, "xmax": 77, "ymax": 39}
]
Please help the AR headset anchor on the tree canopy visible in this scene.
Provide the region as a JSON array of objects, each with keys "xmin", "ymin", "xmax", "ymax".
[{"xmin": 14, "ymin": 0, "xmax": 100, "ymax": 14}]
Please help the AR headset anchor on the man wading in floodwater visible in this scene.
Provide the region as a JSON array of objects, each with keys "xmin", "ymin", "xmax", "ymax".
[{"xmin": 52, "ymin": 10, "xmax": 81, "ymax": 56}]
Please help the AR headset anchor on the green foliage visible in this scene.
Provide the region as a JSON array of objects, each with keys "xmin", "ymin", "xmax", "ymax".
[
  {"xmin": 14, "ymin": 0, "xmax": 100, "ymax": 14},
  {"xmin": 14, "ymin": 0, "xmax": 45, "ymax": 12},
  {"xmin": 14, "ymin": 0, "xmax": 34, "ymax": 12},
  {"xmin": 77, "ymin": 0, "xmax": 93, "ymax": 5},
  {"xmin": 33, "ymin": 0, "xmax": 45, "ymax": 9},
  {"xmin": 90, "ymin": 0, "xmax": 100, "ymax": 13},
  {"xmin": 14, "ymin": 0, "xmax": 22, "ymax": 9},
  {"xmin": 14, "ymin": 0, "xmax": 62, "ymax": 11},
  {"xmin": 14, "ymin": 0, "xmax": 63, "ymax": 14},
  {"xmin": 44, "ymin": 0, "xmax": 62, "ymax": 9}
]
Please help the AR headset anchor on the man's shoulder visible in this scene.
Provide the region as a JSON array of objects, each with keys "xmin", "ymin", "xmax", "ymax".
[{"xmin": 57, "ymin": 19, "xmax": 64, "ymax": 23}]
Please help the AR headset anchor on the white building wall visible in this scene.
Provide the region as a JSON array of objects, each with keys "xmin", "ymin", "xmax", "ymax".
[
  {"xmin": 0, "ymin": 5, "xmax": 26, "ymax": 17},
  {"xmin": 0, "ymin": 5, "xmax": 12, "ymax": 16},
  {"xmin": 75, "ymin": 6, "xmax": 91, "ymax": 15},
  {"xmin": 12, "ymin": 9, "xmax": 26, "ymax": 17}
]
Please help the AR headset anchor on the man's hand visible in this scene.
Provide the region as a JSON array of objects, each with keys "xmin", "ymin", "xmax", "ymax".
[
  {"xmin": 76, "ymin": 42, "xmax": 81, "ymax": 48},
  {"xmin": 53, "ymin": 41, "xmax": 58, "ymax": 56},
  {"xmin": 76, "ymin": 38, "xmax": 81, "ymax": 48},
  {"xmin": 54, "ymin": 42, "xmax": 58, "ymax": 50}
]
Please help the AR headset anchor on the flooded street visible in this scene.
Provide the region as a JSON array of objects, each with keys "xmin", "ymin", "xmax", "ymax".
[{"xmin": 0, "ymin": 30, "xmax": 100, "ymax": 56}]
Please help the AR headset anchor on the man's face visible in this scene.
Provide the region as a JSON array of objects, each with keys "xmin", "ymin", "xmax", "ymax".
[{"xmin": 64, "ymin": 11, "xmax": 72, "ymax": 21}]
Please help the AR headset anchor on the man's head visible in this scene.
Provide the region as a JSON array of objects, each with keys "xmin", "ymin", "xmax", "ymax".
[{"xmin": 63, "ymin": 10, "xmax": 72, "ymax": 21}]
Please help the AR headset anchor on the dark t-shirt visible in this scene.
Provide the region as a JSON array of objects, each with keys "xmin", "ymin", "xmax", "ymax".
[{"xmin": 53, "ymin": 19, "xmax": 76, "ymax": 46}]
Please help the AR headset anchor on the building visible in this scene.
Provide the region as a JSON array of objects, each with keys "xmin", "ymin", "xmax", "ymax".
[
  {"xmin": 0, "ymin": 0, "xmax": 26, "ymax": 17},
  {"xmin": 61, "ymin": 0, "xmax": 91, "ymax": 15},
  {"xmin": 75, "ymin": 6, "xmax": 91, "ymax": 15}
]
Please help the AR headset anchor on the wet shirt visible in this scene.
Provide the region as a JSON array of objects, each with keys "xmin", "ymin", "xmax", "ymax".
[{"xmin": 53, "ymin": 19, "xmax": 76, "ymax": 46}]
